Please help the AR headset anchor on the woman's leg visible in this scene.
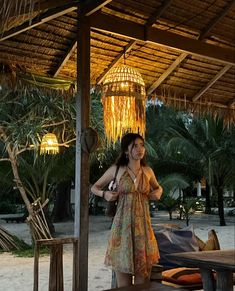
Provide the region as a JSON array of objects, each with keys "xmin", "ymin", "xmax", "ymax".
[
  {"xmin": 115, "ymin": 271, "xmax": 132, "ymax": 287},
  {"xmin": 134, "ymin": 274, "xmax": 149, "ymax": 285}
]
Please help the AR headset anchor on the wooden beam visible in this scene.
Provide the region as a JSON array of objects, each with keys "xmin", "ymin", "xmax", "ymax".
[
  {"xmin": 147, "ymin": 53, "xmax": 188, "ymax": 95},
  {"xmin": 0, "ymin": 0, "xmax": 111, "ymax": 42},
  {"xmin": 97, "ymin": 39, "xmax": 136, "ymax": 84},
  {"xmin": 91, "ymin": 12, "xmax": 235, "ymax": 66},
  {"xmin": 97, "ymin": 0, "xmax": 173, "ymax": 84},
  {"xmin": 0, "ymin": 4, "xmax": 77, "ymax": 42},
  {"xmin": 52, "ymin": 39, "xmax": 77, "ymax": 77},
  {"xmin": 74, "ymin": 6, "xmax": 90, "ymax": 291},
  {"xmin": 147, "ymin": 1, "xmax": 235, "ymax": 97},
  {"xmin": 51, "ymin": 0, "xmax": 111, "ymax": 77},
  {"xmin": 82, "ymin": 0, "xmax": 112, "ymax": 16},
  {"xmin": 191, "ymin": 1, "xmax": 234, "ymax": 102},
  {"xmin": 192, "ymin": 65, "xmax": 232, "ymax": 102},
  {"xmin": 199, "ymin": 0, "xmax": 235, "ymax": 40},
  {"xmin": 145, "ymin": 0, "xmax": 173, "ymax": 27}
]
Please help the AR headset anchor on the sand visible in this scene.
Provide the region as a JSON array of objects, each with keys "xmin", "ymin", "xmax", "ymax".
[{"xmin": 0, "ymin": 211, "xmax": 234, "ymax": 291}]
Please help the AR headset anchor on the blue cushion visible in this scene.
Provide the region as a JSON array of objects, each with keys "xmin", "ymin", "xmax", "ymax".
[{"xmin": 154, "ymin": 227, "xmax": 199, "ymax": 268}]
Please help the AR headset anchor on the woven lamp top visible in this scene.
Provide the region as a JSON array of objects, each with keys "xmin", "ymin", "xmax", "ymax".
[
  {"xmin": 103, "ymin": 64, "xmax": 145, "ymax": 87},
  {"xmin": 41, "ymin": 133, "xmax": 58, "ymax": 144}
]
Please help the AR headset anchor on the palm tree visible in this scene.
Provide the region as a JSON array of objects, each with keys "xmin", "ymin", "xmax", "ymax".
[
  {"xmin": 167, "ymin": 115, "xmax": 235, "ymax": 226},
  {"xmin": 159, "ymin": 173, "xmax": 189, "ymax": 220}
]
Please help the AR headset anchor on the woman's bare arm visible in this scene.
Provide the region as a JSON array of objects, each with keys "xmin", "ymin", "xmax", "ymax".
[
  {"xmin": 91, "ymin": 165, "xmax": 119, "ymax": 201},
  {"xmin": 147, "ymin": 167, "xmax": 163, "ymax": 200}
]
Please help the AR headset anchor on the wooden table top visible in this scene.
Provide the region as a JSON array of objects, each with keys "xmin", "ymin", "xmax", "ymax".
[
  {"xmin": 168, "ymin": 249, "xmax": 235, "ymax": 271},
  {"xmin": 104, "ymin": 281, "xmax": 186, "ymax": 291}
]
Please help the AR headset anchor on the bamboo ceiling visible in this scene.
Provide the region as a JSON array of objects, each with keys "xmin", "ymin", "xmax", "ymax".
[{"xmin": 0, "ymin": 0, "xmax": 235, "ymax": 124}]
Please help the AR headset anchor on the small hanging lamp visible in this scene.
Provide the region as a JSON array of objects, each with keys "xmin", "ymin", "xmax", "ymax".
[
  {"xmin": 40, "ymin": 133, "xmax": 59, "ymax": 155},
  {"xmin": 102, "ymin": 64, "xmax": 146, "ymax": 144}
]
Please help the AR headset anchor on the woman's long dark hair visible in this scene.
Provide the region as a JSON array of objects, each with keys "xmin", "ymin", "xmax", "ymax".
[{"xmin": 115, "ymin": 133, "xmax": 146, "ymax": 167}]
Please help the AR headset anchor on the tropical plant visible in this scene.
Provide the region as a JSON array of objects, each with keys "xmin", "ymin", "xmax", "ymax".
[
  {"xmin": 167, "ymin": 115, "xmax": 235, "ymax": 226},
  {"xmin": 0, "ymin": 84, "xmax": 76, "ymax": 239},
  {"xmin": 178, "ymin": 197, "xmax": 201, "ymax": 226},
  {"xmin": 158, "ymin": 173, "xmax": 189, "ymax": 219}
]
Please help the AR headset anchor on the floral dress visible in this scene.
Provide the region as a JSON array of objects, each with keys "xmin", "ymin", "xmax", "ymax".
[{"xmin": 104, "ymin": 168, "xmax": 160, "ymax": 278}]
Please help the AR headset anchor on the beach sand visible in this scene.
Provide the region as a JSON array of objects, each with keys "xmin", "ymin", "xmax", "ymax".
[{"xmin": 0, "ymin": 211, "xmax": 234, "ymax": 291}]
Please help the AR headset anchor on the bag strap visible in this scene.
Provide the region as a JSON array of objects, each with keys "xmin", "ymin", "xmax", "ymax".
[{"xmin": 113, "ymin": 165, "xmax": 119, "ymax": 183}]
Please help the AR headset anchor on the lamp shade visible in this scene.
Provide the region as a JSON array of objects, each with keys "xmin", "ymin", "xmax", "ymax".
[
  {"xmin": 40, "ymin": 133, "xmax": 59, "ymax": 155},
  {"xmin": 102, "ymin": 64, "xmax": 146, "ymax": 144}
]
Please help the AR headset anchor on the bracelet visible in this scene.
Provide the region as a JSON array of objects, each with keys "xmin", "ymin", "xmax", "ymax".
[{"xmin": 102, "ymin": 190, "xmax": 106, "ymax": 199}]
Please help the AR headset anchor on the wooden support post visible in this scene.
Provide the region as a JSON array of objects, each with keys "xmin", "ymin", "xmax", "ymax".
[
  {"xmin": 74, "ymin": 2, "xmax": 91, "ymax": 291},
  {"xmin": 200, "ymin": 268, "xmax": 216, "ymax": 291},
  {"xmin": 48, "ymin": 244, "xmax": 64, "ymax": 291},
  {"xmin": 73, "ymin": 239, "xmax": 79, "ymax": 290},
  {"xmin": 33, "ymin": 243, "xmax": 39, "ymax": 291},
  {"xmin": 216, "ymin": 270, "xmax": 233, "ymax": 291}
]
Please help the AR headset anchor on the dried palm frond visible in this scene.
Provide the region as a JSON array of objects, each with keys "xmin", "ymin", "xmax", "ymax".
[
  {"xmin": 0, "ymin": 67, "xmax": 76, "ymax": 99},
  {"xmin": 156, "ymin": 88, "xmax": 235, "ymax": 129},
  {"xmin": 0, "ymin": 226, "xmax": 20, "ymax": 251},
  {"xmin": 0, "ymin": 0, "xmax": 38, "ymax": 33}
]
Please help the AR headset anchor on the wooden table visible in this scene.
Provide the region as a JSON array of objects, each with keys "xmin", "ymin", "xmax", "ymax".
[
  {"xmin": 168, "ymin": 249, "xmax": 235, "ymax": 291},
  {"xmin": 104, "ymin": 281, "xmax": 187, "ymax": 291}
]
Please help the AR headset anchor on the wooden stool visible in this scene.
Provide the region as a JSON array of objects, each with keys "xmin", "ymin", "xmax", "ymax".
[{"xmin": 33, "ymin": 237, "xmax": 79, "ymax": 291}]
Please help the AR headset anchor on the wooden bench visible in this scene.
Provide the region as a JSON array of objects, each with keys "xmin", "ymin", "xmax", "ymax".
[
  {"xmin": 1, "ymin": 212, "xmax": 27, "ymax": 223},
  {"xmin": 104, "ymin": 281, "xmax": 188, "ymax": 290}
]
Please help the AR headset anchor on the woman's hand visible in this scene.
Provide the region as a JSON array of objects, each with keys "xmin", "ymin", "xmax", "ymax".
[
  {"xmin": 104, "ymin": 191, "xmax": 119, "ymax": 201},
  {"xmin": 149, "ymin": 187, "xmax": 163, "ymax": 200}
]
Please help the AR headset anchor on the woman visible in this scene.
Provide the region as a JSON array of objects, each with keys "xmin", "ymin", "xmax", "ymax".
[{"xmin": 91, "ymin": 133, "xmax": 163, "ymax": 287}]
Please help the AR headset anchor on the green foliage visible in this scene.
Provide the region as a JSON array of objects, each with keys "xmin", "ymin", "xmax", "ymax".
[
  {"xmin": 159, "ymin": 195, "xmax": 180, "ymax": 219},
  {"xmin": 159, "ymin": 173, "xmax": 189, "ymax": 195},
  {"xmin": 0, "ymin": 85, "xmax": 76, "ymax": 155},
  {"xmin": 12, "ymin": 244, "xmax": 49, "ymax": 257},
  {"xmin": 18, "ymin": 149, "xmax": 75, "ymax": 203},
  {"xmin": 178, "ymin": 197, "xmax": 201, "ymax": 226},
  {"xmin": 167, "ymin": 114, "xmax": 235, "ymax": 190}
]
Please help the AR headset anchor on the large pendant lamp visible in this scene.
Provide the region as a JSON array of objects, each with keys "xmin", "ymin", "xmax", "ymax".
[
  {"xmin": 102, "ymin": 64, "xmax": 146, "ymax": 144},
  {"xmin": 40, "ymin": 133, "xmax": 59, "ymax": 155}
]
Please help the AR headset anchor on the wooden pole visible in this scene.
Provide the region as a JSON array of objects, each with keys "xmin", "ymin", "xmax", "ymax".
[{"xmin": 74, "ymin": 3, "xmax": 90, "ymax": 291}]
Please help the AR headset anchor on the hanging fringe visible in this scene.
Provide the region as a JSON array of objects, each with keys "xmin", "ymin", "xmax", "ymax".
[
  {"xmin": 102, "ymin": 95, "xmax": 146, "ymax": 144},
  {"xmin": 157, "ymin": 89, "xmax": 235, "ymax": 129},
  {"xmin": 102, "ymin": 65, "xmax": 146, "ymax": 144}
]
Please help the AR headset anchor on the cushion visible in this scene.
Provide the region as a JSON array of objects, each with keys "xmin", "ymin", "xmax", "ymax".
[
  {"xmin": 154, "ymin": 226, "xmax": 199, "ymax": 268},
  {"xmin": 162, "ymin": 267, "xmax": 202, "ymax": 285}
]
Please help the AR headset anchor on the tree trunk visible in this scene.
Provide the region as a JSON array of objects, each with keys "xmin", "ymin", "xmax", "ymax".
[
  {"xmin": 205, "ymin": 181, "xmax": 211, "ymax": 214},
  {"xmin": 169, "ymin": 210, "xmax": 172, "ymax": 220},
  {"xmin": 217, "ymin": 185, "xmax": 226, "ymax": 226},
  {"xmin": 52, "ymin": 180, "xmax": 73, "ymax": 222},
  {"xmin": 186, "ymin": 215, "xmax": 189, "ymax": 226},
  {"xmin": 7, "ymin": 145, "xmax": 32, "ymax": 215},
  {"xmin": 7, "ymin": 144, "xmax": 52, "ymax": 240}
]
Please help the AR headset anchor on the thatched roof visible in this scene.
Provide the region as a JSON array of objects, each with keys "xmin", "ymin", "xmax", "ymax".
[{"xmin": 0, "ymin": 0, "xmax": 235, "ymax": 124}]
